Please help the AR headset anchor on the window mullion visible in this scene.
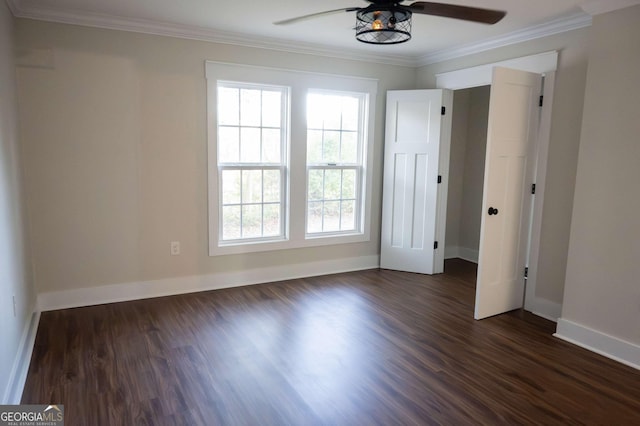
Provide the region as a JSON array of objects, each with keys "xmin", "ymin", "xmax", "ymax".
[
  {"xmin": 321, "ymin": 169, "xmax": 326, "ymax": 232},
  {"xmin": 339, "ymin": 99, "xmax": 343, "ymax": 163},
  {"xmin": 339, "ymin": 169, "xmax": 343, "ymax": 231},
  {"xmin": 239, "ymin": 169, "xmax": 244, "ymax": 238},
  {"xmin": 238, "ymin": 90, "xmax": 243, "ymax": 162},
  {"xmin": 357, "ymin": 166, "xmax": 362, "ymax": 230}
]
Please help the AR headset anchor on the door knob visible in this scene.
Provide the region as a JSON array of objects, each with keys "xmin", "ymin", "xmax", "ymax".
[{"xmin": 488, "ymin": 207, "xmax": 499, "ymax": 216}]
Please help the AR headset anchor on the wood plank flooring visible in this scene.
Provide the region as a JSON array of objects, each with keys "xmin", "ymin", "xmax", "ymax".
[{"xmin": 22, "ymin": 259, "xmax": 640, "ymax": 425}]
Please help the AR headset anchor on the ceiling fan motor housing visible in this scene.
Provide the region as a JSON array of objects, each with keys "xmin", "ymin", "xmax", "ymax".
[{"xmin": 355, "ymin": 6, "xmax": 412, "ymax": 44}]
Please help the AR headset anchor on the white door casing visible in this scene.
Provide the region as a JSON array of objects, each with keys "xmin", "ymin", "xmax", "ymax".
[
  {"xmin": 380, "ymin": 90, "xmax": 452, "ymax": 274},
  {"xmin": 437, "ymin": 52, "xmax": 559, "ymax": 321},
  {"xmin": 474, "ymin": 67, "xmax": 542, "ymax": 320}
]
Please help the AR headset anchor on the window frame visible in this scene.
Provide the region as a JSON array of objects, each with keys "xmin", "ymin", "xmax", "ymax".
[
  {"xmin": 215, "ymin": 81, "xmax": 289, "ymax": 245},
  {"xmin": 304, "ymin": 89, "xmax": 369, "ymax": 237},
  {"xmin": 206, "ymin": 61, "xmax": 377, "ymax": 256}
]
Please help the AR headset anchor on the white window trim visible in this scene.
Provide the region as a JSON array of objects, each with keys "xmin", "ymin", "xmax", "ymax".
[{"xmin": 206, "ymin": 61, "xmax": 377, "ymax": 256}]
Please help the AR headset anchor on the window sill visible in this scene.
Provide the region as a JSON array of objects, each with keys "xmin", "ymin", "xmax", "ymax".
[{"xmin": 209, "ymin": 231, "xmax": 370, "ymax": 256}]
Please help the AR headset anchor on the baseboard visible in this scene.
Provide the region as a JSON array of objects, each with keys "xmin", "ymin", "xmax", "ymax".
[
  {"xmin": 38, "ymin": 255, "xmax": 380, "ymax": 311},
  {"xmin": 525, "ymin": 296, "xmax": 562, "ymax": 322},
  {"xmin": 555, "ymin": 318, "xmax": 640, "ymax": 371},
  {"xmin": 444, "ymin": 246, "xmax": 479, "ymax": 263},
  {"xmin": 2, "ymin": 309, "xmax": 40, "ymax": 404},
  {"xmin": 444, "ymin": 246, "xmax": 459, "ymax": 260},
  {"xmin": 458, "ymin": 247, "xmax": 479, "ymax": 264}
]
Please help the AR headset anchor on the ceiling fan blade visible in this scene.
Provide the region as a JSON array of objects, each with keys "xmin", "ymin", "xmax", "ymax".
[
  {"xmin": 274, "ymin": 7, "xmax": 361, "ymax": 25},
  {"xmin": 407, "ymin": 2, "xmax": 506, "ymax": 24}
]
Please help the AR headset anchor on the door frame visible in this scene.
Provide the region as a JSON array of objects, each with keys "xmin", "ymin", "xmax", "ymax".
[{"xmin": 433, "ymin": 51, "xmax": 558, "ymax": 320}]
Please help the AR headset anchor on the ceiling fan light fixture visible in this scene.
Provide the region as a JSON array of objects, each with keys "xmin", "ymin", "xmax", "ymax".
[{"xmin": 355, "ymin": 7, "xmax": 412, "ymax": 45}]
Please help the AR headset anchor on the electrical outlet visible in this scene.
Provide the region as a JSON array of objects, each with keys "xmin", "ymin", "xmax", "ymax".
[
  {"xmin": 13, "ymin": 295, "xmax": 17, "ymax": 317},
  {"xmin": 170, "ymin": 241, "xmax": 181, "ymax": 256}
]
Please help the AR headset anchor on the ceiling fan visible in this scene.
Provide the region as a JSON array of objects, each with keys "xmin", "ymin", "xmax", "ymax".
[{"xmin": 275, "ymin": 1, "xmax": 506, "ymax": 45}]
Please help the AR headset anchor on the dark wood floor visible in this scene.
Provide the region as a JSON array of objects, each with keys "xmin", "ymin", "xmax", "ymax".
[{"xmin": 23, "ymin": 259, "xmax": 640, "ymax": 425}]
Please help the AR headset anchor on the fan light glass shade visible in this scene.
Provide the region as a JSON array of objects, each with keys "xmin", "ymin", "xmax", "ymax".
[{"xmin": 355, "ymin": 7, "xmax": 411, "ymax": 45}]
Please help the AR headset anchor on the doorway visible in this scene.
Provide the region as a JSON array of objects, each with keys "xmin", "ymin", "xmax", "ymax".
[
  {"xmin": 380, "ymin": 55, "xmax": 556, "ymax": 319},
  {"xmin": 444, "ymin": 86, "xmax": 490, "ymax": 267},
  {"xmin": 435, "ymin": 51, "xmax": 558, "ymax": 319}
]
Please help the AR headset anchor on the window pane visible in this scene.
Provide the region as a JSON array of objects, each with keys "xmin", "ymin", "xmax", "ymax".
[
  {"xmin": 324, "ymin": 169, "xmax": 341, "ymax": 200},
  {"xmin": 307, "ymin": 93, "xmax": 324, "ymax": 129},
  {"xmin": 341, "ymin": 131, "xmax": 358, "ymax": 164},
  {"xmin": 222, "ymin": 170, "xmax": 241, "ymax": 205},
  {"xmin": 263, "ymin": 170, "xmax": 280, "ymax": 203},
  {"xmin": 323, "ymin": 95, "xmax": 342, "ymax": 129},
  {"xmin": 342, "ymin": 169, "xmax": 357, "ymax": 199},
  {"xmin": 341, "ymin": 200, "xmax": 356, "ymax": 231},
  {"xmin": 240, "ymin": 128, "xmax": 260, "ymax": 163},
  {"xmin": 218, "ymin": 127, "xmax": 239, "ymax": 163},
  {"xmin": 262, "ymin": 91, "xmax": 281, "ymax": 128},
  {"xmin": 240, "ymin": 89, "xmax": 261, "ymax": 126},
  {"xmin": 341, "ymin": 97, "xmax": 359, "ymax": 131},
  {"xmin": 242, "ymin": 170, "xmax": 262, "ymax": 203},
  {"xmin": 307, "ymin": 201, "xmax": 323, "ymax": 233},
  {"xmin": 222, "ymin": 205, "xmax": 241, "ymax": 240},
  {"xmin": 263, "ymin": 203, "xmax": 280, "ymax": 237},
  {"xmin": 307, "ymin": 130, "xmax": 323, "ymax": 164},
  {"xmin": 218, "ymin": 87, "xmax": 239, "ymax": 126},
  {"xmin": 323, "ymin": 131, "xmax": 340, "ymax": 163},
  {"xmin": 262, "ymin": 129, "xmax": 281, "ymax": 163},
  {"xmin": 242, "ymin": 204, "xmax": 262, "ymax": 238},
  {"xmin": 308, "ymin": 169, "xmax": 323, "ymax": 201},
  {"xmin": 323, "ymin": 201, "xmax": 340, "ymax": 232}
]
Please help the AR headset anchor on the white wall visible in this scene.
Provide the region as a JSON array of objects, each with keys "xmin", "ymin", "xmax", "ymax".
[
  {"xmin": 0, "ymin": 2, "xmax": 37, "ymax": 403},
  {"xmin": 417, "ymin": 28, "xmax": 589, "ymax": 307},
  {"xmin": 14, "ymin": 19, "xmax": 416, "ymax": 299},
  {"xmin": 558, "ymin": 5, "xmax": 640, "ymax": 365}
]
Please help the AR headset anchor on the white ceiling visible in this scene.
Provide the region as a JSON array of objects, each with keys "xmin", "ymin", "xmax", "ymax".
[{"xmin": 8, "ymin": 0, "xmax": 601, "ymax": 65}]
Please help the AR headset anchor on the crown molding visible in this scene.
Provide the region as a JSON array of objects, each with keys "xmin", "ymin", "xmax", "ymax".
[
  {"xmin": 8, "ymin": 0, "xmax": 595, "ymax": 69},
  {"xmin": 417, "ymin": 12, "xmax": 592, "ymax": 66},
  {"xmin": 581, "ymin": 0, "xmax": 640, "ymax": 15},
  {"xmin": 8, "ymin": 2, "xmax": 418, "ymax": 67}
]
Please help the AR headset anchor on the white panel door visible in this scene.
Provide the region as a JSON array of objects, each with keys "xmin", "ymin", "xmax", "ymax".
[
  {"xmin": 380, "ymin": 90, "xmax": 450, "ymax": 274},
  {"xmin": 475, "ymin": 67, "xmax": 542, "ymax": 320}
]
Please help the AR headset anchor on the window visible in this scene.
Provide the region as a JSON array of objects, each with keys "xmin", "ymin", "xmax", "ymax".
[
  {"xmin": 216, "ymin": 83, "xmax": 287, "ymax": 243},
  {"xmin": 206, "ymin": 62, "xmax": 377, "ymax": 256},
  {"xmin": 306, "ymin": 91, "xmax": 366, "ymax": 235}
]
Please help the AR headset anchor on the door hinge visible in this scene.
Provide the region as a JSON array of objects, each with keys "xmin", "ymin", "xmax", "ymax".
[
  {"xmin": 434, "ymin": 241, "xmax": 438, "ymax": 250},
  {"xmin": 524, "ymin": 267, "xmax": 529, "ymax": 278},
  {"xmin": 437, "ymin": 175, "xmax": 442, "ymax": 184},
  {"xmin": 539, "ymin": 95, "xmax": 544, "ymax": 107},
  {"xmin": 441, "ymin": 106, "xmax": 446, "ymax": 115},
  {"xmin": 531, "ymin": 183, "xmax": 536, "ymax": 194}
]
